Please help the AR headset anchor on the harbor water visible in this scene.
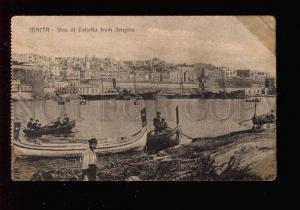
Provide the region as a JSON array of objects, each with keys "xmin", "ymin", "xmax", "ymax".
[{"xmin": 11, "ymin": 98, "xmax": 276, "ymax": 180}]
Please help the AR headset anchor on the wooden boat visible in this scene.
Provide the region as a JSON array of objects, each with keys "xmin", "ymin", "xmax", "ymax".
[
  {"xmin": 23, "ymin": 120, "xmax": 75, "ymax": 138},
  {"xmin": 79, "ymin": 100, "xmax": 86, "ymax": 105},
  {"xmin": 252, "ymin": 115, "xmax": 275, "ymax": 125},
  {"xmin": 79, "ymin": 92, "xmax": 120, "ymax": 100},
  {"xmin": 246, "ymin": 98, "xmax": 261, "ymax": 103},
  {"xmin": 144, "ymin": 126, "xmax": 181, "ymax": 154},
  {"xmin": 144, "ymin": 106, "xmax": 181, "ymax": 153},
  {"xmin": 13, "ymin": 107, "xmax": 149, "ymax": 158},
  {"xmin": 78, "ymin": 96, "xmax": 86, "ymax": 105},
  {"xmin": 252, "ymin": 100, "xmax": 275, "ymax": 126},
  {"xmin": 58, "ymin": 100, "xmax": 65, "ymax": 105},
  {"xmin": 79, "ymin": 98, "xmax": 86, "ymax": 105},
  {"xmin": 239, "ymin": 100, "xmax": 276, "ymax": 128},
  {"xmin": 13, "ymin": 127, "xmax": 147, "ymax": 158},
  {"xmin": 136, "ymin": 91, "xmax": 159, "ymax": 100}
]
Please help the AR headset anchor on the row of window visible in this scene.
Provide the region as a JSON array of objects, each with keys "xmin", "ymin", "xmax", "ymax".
[{"xmin": 11, "ymin": 85, "xmax": 32, "ymax": 92}]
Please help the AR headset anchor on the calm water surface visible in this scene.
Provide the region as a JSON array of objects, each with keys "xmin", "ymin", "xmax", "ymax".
[{"xmin": 12, "ymin": 98, "xmax": 276, "ymax": 180}]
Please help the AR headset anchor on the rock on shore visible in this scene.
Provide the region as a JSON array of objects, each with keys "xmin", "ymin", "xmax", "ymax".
[{"xmin": 31, "ymin": 128, "xmax": 276, "ymax": 181}]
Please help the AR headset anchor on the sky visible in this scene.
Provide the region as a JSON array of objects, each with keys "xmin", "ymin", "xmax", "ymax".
[{"xmin": 12, "ymin": 16, "xmax": 276, "ymax": 75}]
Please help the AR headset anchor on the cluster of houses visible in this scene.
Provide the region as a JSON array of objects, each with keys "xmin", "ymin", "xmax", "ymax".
[{"xmin": 11, "ymin": 53, "xmax": 276, "ymax": 99}]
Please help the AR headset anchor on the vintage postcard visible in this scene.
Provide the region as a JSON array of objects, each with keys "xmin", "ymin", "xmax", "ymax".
[{"xmin": 11, "ymin": 16, "xmax": 276, "ymax": 181}]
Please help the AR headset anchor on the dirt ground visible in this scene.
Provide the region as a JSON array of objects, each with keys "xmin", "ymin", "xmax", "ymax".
[{"xmin": 31, "ymin": 128, "xmax": 276, "ymax": 181}]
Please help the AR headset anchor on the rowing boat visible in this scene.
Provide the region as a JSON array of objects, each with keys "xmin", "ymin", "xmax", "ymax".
[
  {"xmin": 144, "ymin": 126, "xmax": 181, "ymax": 154},
  {"xmin": 144, "ymin": 106, "xmax": 181, "ymax": 153},
  {"xmin": 13, "ymin": 127, "xmax": 148, "ymax": 158},
  {"xmin": 246, "ymin": 98, "xmax": 261, "ymax": 102},
  {"xmin": 252, "ymin": 115, "xmax": 275, "ymax": 125},
  {"xmin": 23, "ymin": 120, "xmax": 75, "ymax": 138}
]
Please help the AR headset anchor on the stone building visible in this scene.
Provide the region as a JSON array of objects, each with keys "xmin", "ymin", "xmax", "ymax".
[{"xmin": 170, "ymin": 66, "xmax": 197, "ymax": 83}]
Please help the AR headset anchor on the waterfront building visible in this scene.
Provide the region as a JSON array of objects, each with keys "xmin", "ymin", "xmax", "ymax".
[
  {"xmin": 11, "ymin": 80, "xmax": 33, "ymax": 100},
  {"xmin": 50, "ymin": 63, "xmax": 62, "ymax": 77},
  {"xmin": 78, "ymin": 84, "xmax": 103, "ymax": 95},
  {"xmin": 244, "ymin": 87, "xmax": 263, "ymax": 96},
  {"xmin": 265, "ymin": 78, "xmax": 275, "ymax": 89},
  {"xmin": 43, "ymin": 87, "xmax": 56, "ymax": 97},
  {"xmin": 161, "ymin": 71, "xmax": 171, "ymax": 82},
  {"xmin": 152, "ymin": 58, "xmax": 161, "ymax": 66},
  {"xmin": 51, "ymin": 81, "xmax": 69, "ymax": 89},
  {"xmin": 151, "ymin": 72, "xmax": 162, "ymax": 82},
  {"xmin": 134, "ymin": 71, "xmax": 151, "ymax": 82},
  {"xmin": 90, "ymin": 71, "xmax": 114, "ymax": 81},
  {"xmin": 236, "ymin": 69, "xmax": 251, "ymax": 78},
  {"xmin": 66, "ymin": 68, "xmax": 81, "ymax": 80},
  {"xmin": 223, "ymin": 68, "xmax": 237, "ymax": 78},
  {"xmin": 250, "ymin": 70, "xmax": 271, "ymax": 79},
  {"xmin": 170, "ymin": 67, "xmax": 197, "ymax": 83}
]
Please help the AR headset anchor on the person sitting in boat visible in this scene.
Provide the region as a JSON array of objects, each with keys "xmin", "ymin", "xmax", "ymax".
[
  {"xmin": 62, "ymin": 114, "xmax": 69, "ymax": 125},
  {"xmin": 153, "ymin": 112, "xmax": 168, "ymax": 133},
  {"xmin": 266, "ymin": 110, "xmax": 276, "ymax": 122},
  {"xmin": 27, "ymin": 118, "xmax": 34, "ymax": 130},
  {"xmin": 80, "ymin": 138, "xmax": 98, "ymax": 181},
  {"xmin": 36, "ymin": 123, "xmax": 42, "ymax": 130},
  {"xmin": 53, "ymin": 117, "xmax": 62, "ymax": 128},
  {"xmin": 161, "ymin": 118, "xmax": 168, "ymax": 130},
  {"xmin": 32, "ymin": 120, "xmax": 40, "ymax": 130}
]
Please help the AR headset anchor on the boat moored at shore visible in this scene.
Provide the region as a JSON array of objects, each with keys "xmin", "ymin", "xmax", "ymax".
[
  {"xmin": 13, "ymin": 127, "xmax": 148, "ymax": 158},
  {"xmin": 144, "ymin": 106, "xmax": 181, "ymax": 153}
]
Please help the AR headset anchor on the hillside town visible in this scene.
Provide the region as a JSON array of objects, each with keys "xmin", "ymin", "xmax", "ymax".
[
  {"xmin": 11, "ymin": 17, "xmax": 277, "ymax": 183},
  {"xmin": 11, "ymin": 53, "xmax": 276, "ymax": 100}
]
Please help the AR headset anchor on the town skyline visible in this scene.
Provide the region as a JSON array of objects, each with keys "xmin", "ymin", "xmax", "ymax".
[{"xmin": 12, "ymin": 16, "xmax": 276, "ymax": 75}]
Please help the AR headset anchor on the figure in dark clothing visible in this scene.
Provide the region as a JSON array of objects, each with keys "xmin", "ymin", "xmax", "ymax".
[
  {"xmin": 32, "ymin": 120, "xmax": 40, "ymax": 130},
  {"xmin": 62, "ymin": 114, "xmax": 69, "ymax": 125},
  {"xmin": 153, "ymin": 112, "xmax": 168, "ymax": 133},
  {"xmin": 53, "ymin": 117, "xmax": 61, "ymax": 128},
  {"xmin": 161, "ymin": 118, "xmax": 168, "ymax": 130},
  {"xmin": 266, "ymin": 109, "xmax": 276, "ymax": 122},
  {"xmin": 27, "ymin": 118, "xmax": 34, "ymax": 129},
  {"xmin": 36, "ymin": 123, "xmax": 42, "ymax": 130}
]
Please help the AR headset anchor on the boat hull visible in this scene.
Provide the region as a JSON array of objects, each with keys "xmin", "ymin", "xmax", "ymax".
[
  {"xmin": 23, "ymin": 120, "xmax": 75, "ymax": 138},
  {"xmin": 13, "ymin": 127, "xmax": 147, "ymax": 158},
  {"xmin": 136, "ymin": 91, "xmax": 159, "ymax": 100},
  {"xmin": 79, "ymin": 93, "xmax": 119, "ymax": 100},
  {"xmin": 144, "ymin": 126, "xmax": 181, "ymax": 153}
]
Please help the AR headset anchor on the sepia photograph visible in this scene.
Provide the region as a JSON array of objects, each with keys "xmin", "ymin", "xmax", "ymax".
[{"xmin": 11, "ymin": 16, "xmax": 276, "ymax": 181}]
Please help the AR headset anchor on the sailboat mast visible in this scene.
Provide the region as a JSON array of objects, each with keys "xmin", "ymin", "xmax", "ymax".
[
  {"xmin": 221, "ymin": 68, "xmax": 226, "ymax": 92},
  {"xmin": 176, "ymin": 105, "xmax": 179, "ymax": 125},
  {"xmin": 180, "ymin": 76, "xmax": 183, "ymax": 93},
  {"xmin": 133, "ymin": 71, "xmax": 137, "ymax": 93},
  {"xmin": 254, "ymin": 100, "xmax": 257, "ymax": 116}
]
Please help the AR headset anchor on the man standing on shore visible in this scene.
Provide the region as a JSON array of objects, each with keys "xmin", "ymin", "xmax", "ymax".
[{"xmin": 80, "ymin": 138, "xmax": 98, "ymax": 181}]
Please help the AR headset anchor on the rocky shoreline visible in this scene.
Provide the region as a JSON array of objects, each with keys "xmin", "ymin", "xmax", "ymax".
[{"xmin": 31, "ymin": 128, "xmax": 276, "ymax": 181}]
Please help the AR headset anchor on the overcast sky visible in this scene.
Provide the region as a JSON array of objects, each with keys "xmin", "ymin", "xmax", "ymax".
[{"xmin": 12, "ymin": 16, "xmax": 276, "ymax": 75}]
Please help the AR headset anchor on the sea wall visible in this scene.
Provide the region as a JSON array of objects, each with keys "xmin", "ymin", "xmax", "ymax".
[{"xmin": 114, "ymin": 82, "xmax": 200, "ymax": 92}]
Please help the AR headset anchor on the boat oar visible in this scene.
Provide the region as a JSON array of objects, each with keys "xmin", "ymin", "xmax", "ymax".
[
  {"xmin": 44, "ymin": 121, "xmax": 55, "ymax": 127},
  {"xmin": 239, "ymin": 101, "xmax": 257, "ymax": 125},
  {"xmin": 176, "ymin": 105, "xmax": 179, "ymax": 125},
  {"xmin": 238, "ymin": 118, "xmax": 253, "ymax": 125},
  {"xmin": 43, "ymin": 115, "xmax": 66, "ymax": 127}
]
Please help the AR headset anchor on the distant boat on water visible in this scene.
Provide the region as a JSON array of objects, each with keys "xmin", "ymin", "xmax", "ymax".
[{"xmin": 246, "ymin": 98, "xmax": 261, "ymax": 103}]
